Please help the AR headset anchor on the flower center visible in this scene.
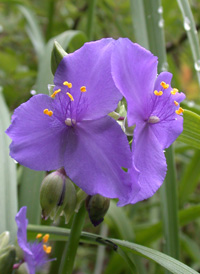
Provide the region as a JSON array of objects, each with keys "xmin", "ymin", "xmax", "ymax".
[
  {"xmin": 148, "ymin": 115, "xmax": 160, "ymax": 124},
  {"xmin": 148, "ymin": 81, "xmax": 184, "ymax": 123},
  {"xmin": 43, "ymin": 82, "xmax": 87, "ymax": 125},
  {"xmin": 65, "ymin": 118, "xmax": 76, "ymax": 126}
]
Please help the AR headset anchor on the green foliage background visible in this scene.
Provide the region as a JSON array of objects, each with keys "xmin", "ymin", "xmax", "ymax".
[{"xmin": 1, "ymin": 0, "xmax": 200, "ymax": 273}]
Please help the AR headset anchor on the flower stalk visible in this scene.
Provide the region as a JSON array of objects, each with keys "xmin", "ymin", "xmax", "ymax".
[{"xmin": 59, "ymin": 205, "xmax": 86, "ymax": 274}]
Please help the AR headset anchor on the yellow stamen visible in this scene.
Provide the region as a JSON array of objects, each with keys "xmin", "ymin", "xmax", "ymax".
[
  {"xmin": 175, "ymin": 107, "xmax": 184, "ymax": 115},
  {"xmin": 43, "ymin": 244, "xmax": 47, "ymax": 252},
  {"xmin": 43, "ymin": 244, "xmax": 52, "ymax": 254},
  {"xmin": 36, "ymin": 233, "xmax": 42, "ymax": 239},
  {"xmin": 43, "ymin": 109, "xmax": 53, "ymax": 116},
  {"xmin": 80, "ymin": 86, "xmax": 86, "ymax": 92},
  {"xmin": 43, "ymin": 234, "xmax": 49, "ymax": 243},
  {"xmin": 51, "ymin": 89, "xmax": 61, "ymax": 98},
  {"xmin": 160, "ymin": 81, "xmax": 169, "ymax": 89},
  {"xmin": 171, "ymin": 88, "xmax": 179, "ymax": 95},
  {"xmin": 43, "ymin": 109, "xmax": 49, "ymax": 115},
  {"xmin": 66, "ymin": 92, "xmax": 74, "ymax": 101},
  {"xmin": 67, "ymin": 82, "xmax": 72, "ymax": 88},
  {"xmin": 154, "ymin": 90, "xmax": 163, "ymax": 96},
  {"xmin": 63, "ymin": 81, "xmax": 72, "ymax": 88},
  {"xmin": 174, "ymin": 100, "xmax": 179, "ymax": 106},
  {"xmin": 46, "ymin": 246, "xmax": 52, "ymax": 254}
]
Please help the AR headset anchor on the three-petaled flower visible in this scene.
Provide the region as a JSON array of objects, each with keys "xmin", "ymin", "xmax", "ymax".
[
  {"xmin": 6, "ymin": 39, "xmax": 137, "ymax": 205},
  {"xmin": 111, "ymin": 38, "xmax": 185, "ymax": 204},
  {"xmin": 15, "ymin": 206, "xmax": 52, "ymax": 274}
]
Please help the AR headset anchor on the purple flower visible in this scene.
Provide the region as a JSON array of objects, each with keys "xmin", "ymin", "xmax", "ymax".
[
  {"xmin": 111, "ymin": 38, "xmax": 185, "ymax": 204},
  {"xmin": 6, "ymin": 38, "xmax": 140, "ymax": 205},
  {"xmin": 15, "ymin": 206, "xmax": 51, "ymax": 274}
]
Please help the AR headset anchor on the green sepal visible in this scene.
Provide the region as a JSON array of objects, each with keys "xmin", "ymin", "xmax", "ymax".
[{"xmin": 51, "ymin": 41, "xmax": 67, "ymax": 75}]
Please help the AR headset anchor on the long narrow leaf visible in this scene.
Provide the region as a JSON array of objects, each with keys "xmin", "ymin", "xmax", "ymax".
[
  {"xmin": 176, "ymin": 0, "xmax": 200, "ymax": 85},
  {"xmin": 0, "ymin": 91, "xmax": 17, "ymax": 242},
  {"xmin": 17, "ymin": 5, "xmax": 45, "ymax": 59},
  {"xmin": 177, "ymin": 109, "xmax": 200, "ymax": 149},
  {"xmin": 27, "ymin": 225, "xmax": 198, "ymax": 274}
]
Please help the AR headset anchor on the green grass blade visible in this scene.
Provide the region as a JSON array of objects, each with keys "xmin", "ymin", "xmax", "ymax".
[
  {"xmin": 179, "ymin": 149, "xmax": 200, "ymax": 206},
  {"xmin": 27, "ymin": 226, "xmax": 198, "ymax": 274},
  {"xmin": 0, "ymin": 90, "xmax": 17, "ymax": 242},
  {"xmin": 135, "ymin": 203, "xmax": 200, "ymax": 245},
  {"xmin": 177, "ymin": 109, "xmax": 200, "ymax": 149},
  {"xmin": 160, "ymin": 146, "xmax": 180, "ymax": 259},
  {"xmin": 129, "ymin": 0, "xmax": 149, "ymax": 49},
  {"xmin": 18, "ymin": 167, "xmax": 45, "ymax": 224},
  {"xmin": 36, "ymin": 30, "xmax": 87, "ymax": 94},
  {"xmin": 176, "ymin": 0, "xmax": 200, "ymax": 85},
  {"xmin": 86, "ymin": 0, "xmax": 97, "ymax": 41},
  {"xmin": 17, "ymin": 5, "xmax": 45, "ymax": 59},
  {"xmin": 143, "ymin": 0, "xmax": 167, "ymax": 72}
]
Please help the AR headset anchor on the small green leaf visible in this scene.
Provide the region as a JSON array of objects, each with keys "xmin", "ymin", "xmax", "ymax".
[
  {"xmin": 177, "ymin": 109, "xmax": 200, "ymax": 149},
  {"xmin": 51, "ymin": 41, "xmax": 67, "ymax": 75}
]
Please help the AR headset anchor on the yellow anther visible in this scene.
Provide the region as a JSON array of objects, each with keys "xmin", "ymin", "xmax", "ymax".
[
  {"xmin": 51, "ymin": 89, "xmax": 61, "ymax": 98},
  {"xmin": 154, "ymin": 90, "xmax": 163, "ymax": 96},
  {"xmin": 174, "ymin": 100, "xmax": 179, "ymax": 106},
  {"xmin": 171, "ymin": 88, "xmax": 179, "ymax": 95},
  {"xmin": 36, "ymin": 233, "xmax": 42, "ymax": 239},
  {"xmin": 43, "ymin": 234, "xmax": 49, "ymax": 243},
  {"xmin": 43, "ymin": 109, "xmax": 53, "ymax": 117},
  {"xmin": 43, "ymin": 109, "xmax": 49, "ymax": 115},
  {"xmin": 43, "ymin": 244, "xmax": 52, "ymax": 254},
  {"xmin": 43, "ymin": 244, "xmax": 47, "ymax": 252},
  {"xmin": 63, "ymin": 81, "xmax": 72, "ymax": 88},
  {"xmin": 67, "ymin": 82, "xmax": 72, "ymax": 88},
  {"xmin": 175, "ymin": 107, "xmax": 184, "ymax": 115},
  {"xmin": 160, "ymin": 81, "xmax": 169, "ymax": 89},
  {"xmin": 46, "ymin": 246, "xmax": 52, "ymax": 254},
  {"xmin": 80, "ymin": 86, "xmax": 86, "ymax": 92},
  {"xmin": 66, "ymin": 92, "xmax": 74, "ymax": 101}
]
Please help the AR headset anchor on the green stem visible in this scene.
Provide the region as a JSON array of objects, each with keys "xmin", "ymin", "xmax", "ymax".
[
  {"xmin": 160, "ymin": 146, "xmax": 180, "ymax": 259},
  {"xmin": 59, "ymin": 205, "xmax": 86, "ymax": 274}
]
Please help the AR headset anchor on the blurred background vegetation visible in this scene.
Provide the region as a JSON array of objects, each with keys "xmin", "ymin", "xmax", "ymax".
[{"xmin": 1, "ymin": 0, "xmax": 200, "ymax": 273}]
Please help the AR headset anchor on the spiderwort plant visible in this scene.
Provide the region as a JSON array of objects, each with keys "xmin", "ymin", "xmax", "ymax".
[
  {"xmin": 111, "ymin": 38, "xmax": 185, "ymax": 205},
  {"xmin": 14, "ymin": 206, "xmax": 52, "ymax": 274},
  {"xmin": 6, "ymin": 38, "xmax": 140, "ymax": 206}
]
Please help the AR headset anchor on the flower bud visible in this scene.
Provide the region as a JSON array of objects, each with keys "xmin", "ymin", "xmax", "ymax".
[
  {"xmin": 0, "ymin": 231, "xmax": 10, "ymax": 249},
  {"xmin": 86, "ymin": 194, "xmax": 110, "ymax": 227},
  {"xmin": 40, "ymin": 169, "xmax": 77, "ymax": 222},
  {"xmin": 51, "ymin": 41, "xmax": 67, "ymax": 75},
  {"xmin": 0, "ymin": 232, "xmax": 16, "ymax": 274}
]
